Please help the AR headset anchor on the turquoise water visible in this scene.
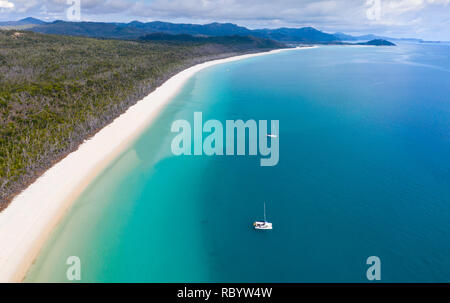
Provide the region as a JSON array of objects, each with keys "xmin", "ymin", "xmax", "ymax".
[{"xmin": 26, "ymin": 44, "xmax": 450, "ymax": 282}]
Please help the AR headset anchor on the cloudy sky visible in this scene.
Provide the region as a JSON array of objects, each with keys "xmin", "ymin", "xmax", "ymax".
[{"xmin": 1, "ymin": 0, "xmax": 449, "ymax": 40}]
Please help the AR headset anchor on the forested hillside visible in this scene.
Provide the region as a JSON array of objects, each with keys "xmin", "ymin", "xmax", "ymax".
[
  {"xmin": 0, "ymin": 30, "xmax": 284, "ymax": 210},
  {"xmin": 30, "ymin": 20, "xmax": 339, "ymax": 43}
]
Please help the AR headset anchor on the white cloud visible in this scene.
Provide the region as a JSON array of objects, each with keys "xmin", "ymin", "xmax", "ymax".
[
  {"xmin": 426, "ymin": 0, "xmax": 450, "ymax": 4},
  {"xmin": 0, "ymin": 0, "xmax": 14, "ymax": 9}
]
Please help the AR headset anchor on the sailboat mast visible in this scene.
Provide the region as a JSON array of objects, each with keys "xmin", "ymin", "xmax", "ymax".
[{"xmin": 264, "ymin": 202, "xmax": 266, "ymax": 222}]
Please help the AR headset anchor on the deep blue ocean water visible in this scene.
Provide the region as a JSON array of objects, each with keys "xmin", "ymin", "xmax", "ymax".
[{"xmin": 26, "ymin": 43, "xmax": 450, "ymax": 282}]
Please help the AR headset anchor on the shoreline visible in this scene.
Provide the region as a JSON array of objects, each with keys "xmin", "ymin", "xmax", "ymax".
[{"xmin": 0, "ymin": 46, "xmax": 313, "ymax": 283}]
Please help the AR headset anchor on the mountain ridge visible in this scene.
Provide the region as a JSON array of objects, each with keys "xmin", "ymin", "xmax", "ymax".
[
  {"xmin": 0, "ymin": 17, "xmax": 46, "ymax": 26},
  {"xmin": 0, "ymin": 17, "xmax": 407, "ymax": 44},
  {"xmin": 8, "ymin": 18, "xmax": 339, "ymax": 43}
]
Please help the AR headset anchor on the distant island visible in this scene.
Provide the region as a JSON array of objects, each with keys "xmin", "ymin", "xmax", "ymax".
[{"xmin": 357, "ymin": 39, "xmax": 396, "ymax": 46}]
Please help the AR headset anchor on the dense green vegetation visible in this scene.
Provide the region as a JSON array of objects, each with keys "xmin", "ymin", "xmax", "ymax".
[
  {"xmin": 0, "ymin": 30, "xmax": 283, "ymax": 209},
  {"xmin": 139, "ymin": 33, "xmax": 285, "ymax": 49}
]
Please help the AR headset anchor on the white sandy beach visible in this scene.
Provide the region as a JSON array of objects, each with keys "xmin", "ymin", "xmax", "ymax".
[{"xmin": 0, "ymin": 46, "xmax": 313, "ymax": 282}]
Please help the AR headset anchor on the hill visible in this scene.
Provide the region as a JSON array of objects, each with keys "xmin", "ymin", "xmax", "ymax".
[
  {"xmin": 358, "ymin": 39, "xmax": 396, "ymax": 46},
  {"xmin": 0, "ymin": 17, "xmax": 46, "ymax": 27},
  {"xmin": 129, "ymin": 21, "xmax": 252, "ymax": 36},
  {"xmin": 334, "ymin": 32, "xmax": 381, "ymax": 41},
  {"xmin": 253, "ymin": 27, "xmax": 338, "ymax": 42}
]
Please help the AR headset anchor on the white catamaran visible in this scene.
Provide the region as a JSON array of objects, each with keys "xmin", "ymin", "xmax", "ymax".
[{"xmin": 253, "ymin": 202, "xmax": 273, "ymax": 230}]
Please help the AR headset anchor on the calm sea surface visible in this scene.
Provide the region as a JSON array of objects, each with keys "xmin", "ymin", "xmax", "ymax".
[{"xmin": 26, "ymin": 43, "xmax": 450, "ymax": 282}]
